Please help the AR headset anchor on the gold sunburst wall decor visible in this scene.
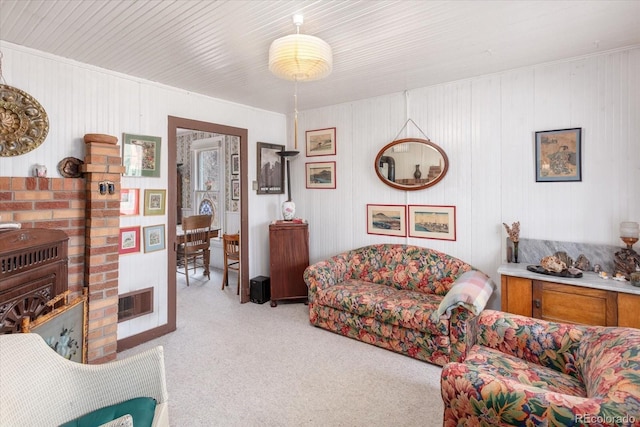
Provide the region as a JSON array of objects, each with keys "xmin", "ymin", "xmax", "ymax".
[{"xmin": 0, "ymin": 84, "xmax": 49, "ymax": 157}]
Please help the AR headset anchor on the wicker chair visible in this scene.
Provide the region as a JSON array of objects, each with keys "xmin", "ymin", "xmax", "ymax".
[{"xmin": 0, "ymin": 333, "xmax": 169, "ymax": 426}]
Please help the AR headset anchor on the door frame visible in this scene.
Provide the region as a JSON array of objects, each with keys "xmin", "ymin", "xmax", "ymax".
[{"xmin": 117, "ymin": 116, "xmax": 249, "ymax": 350}]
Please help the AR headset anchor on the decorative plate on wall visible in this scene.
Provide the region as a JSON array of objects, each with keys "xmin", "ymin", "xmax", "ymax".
[{"xmin": 0, "ymin": 84, "xmax": 49, "ymax": 157}]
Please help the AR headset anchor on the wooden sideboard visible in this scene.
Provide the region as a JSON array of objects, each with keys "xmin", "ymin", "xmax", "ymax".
[
  {"xmin": 500, "ymin": 264, "xmax": 640, "ymax": 328},
  {"xmin": 269, "ymin": 221, "xmax": 309, "ymax": 307}
]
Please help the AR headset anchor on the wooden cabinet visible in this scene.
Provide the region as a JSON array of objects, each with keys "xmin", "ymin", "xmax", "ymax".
[
  {"xmin": 269, "ymin": 221, "xmax": 309, "ymax": 307},
  {"xmin": 501, "ymin": 274, "xmax": 636, "ymax": 328}
]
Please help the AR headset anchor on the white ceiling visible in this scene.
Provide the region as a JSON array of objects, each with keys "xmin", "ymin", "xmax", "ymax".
[{"xmin": 1, "ymin": 0, "xmax": 639, "ymax": 114}]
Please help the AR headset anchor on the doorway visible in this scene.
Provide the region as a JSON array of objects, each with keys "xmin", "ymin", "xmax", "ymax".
[{"xmin": 168, "ymin": 117, "xmax": 249, "ymax": 329}]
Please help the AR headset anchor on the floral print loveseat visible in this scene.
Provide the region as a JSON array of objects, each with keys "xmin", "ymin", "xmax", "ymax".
[
  {"xmin": 303, "ymin": 244, "xmax": 494, "ymax": 366},
  {"xmin": 441, "ymin": 310, "xmax": 640, "ymax": 426}
]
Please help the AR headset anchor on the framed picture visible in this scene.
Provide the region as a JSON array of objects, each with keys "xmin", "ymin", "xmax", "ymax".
[
  {"xmin": 257, "ymin": 142, "xmax": 285, "ymax": 194},
  {"xmin": 306, "ymin": 127, "xmax": 336, "ymax": 157},
  {"xmin": 122, "ymin": 133, "xmax": 161, "ymax": 177},
  {"xmin": 119, "ymin": 226, "xmax": 141, "ymax": 255},
  {"xmin": 535, "ymin": 127, "xmax": 582, "ymax": 182},
  {"xmin": 22, "ymin": 293, "xmax": 88, "ymax": 363},
  {"xmin": 144, "ymin": 189, "xmax": 166, "ymax": 216},
  {"xmin": 231, "ymin": 179, "xmax": 240, "ymax": 200},
  {"xmin": 408, "ymin": 205, "xmax": 456, "ymax": 241},
  {"xmin": 366, "ymin": 204, "xmax": 406, "ymax": 237},
  {"xmin": 306, "ymin": 161, "xmax": 336, "ymax": 189},
  {"xmin": 231, "ymin": 154, "xmax": 240, "ymax": 175},
  {"xmin": 143, "ymin": 224, "xmax": 166, "ymax": 253},
  {"xmin": 120, "ymin": 188, "xmax": 140, "ymax": 216}
]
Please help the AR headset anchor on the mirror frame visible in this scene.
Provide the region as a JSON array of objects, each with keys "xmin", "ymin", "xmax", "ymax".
[{"xmin": 374, "ymin": 138, "xmax": 449, "ymax": 191}]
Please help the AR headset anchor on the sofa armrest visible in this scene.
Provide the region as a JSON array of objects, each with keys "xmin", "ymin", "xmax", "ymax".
[
  {"xmin": 447, "ymin": 307, "xmax": 480, "ymax": 363},
  {"xmin": 476, "ymin": 310, "xmax": 585, "ymax": 377},
  {"xmin": 303, "ymin": 253, "xmax": 351, "ymax": 302},
  {"xmin": 441, "ymin": 361, "xmax": 604, "ymax": 426},
  {"xmin": 437, "ymin": 270, "xmax": 494, "ymax": 318}
]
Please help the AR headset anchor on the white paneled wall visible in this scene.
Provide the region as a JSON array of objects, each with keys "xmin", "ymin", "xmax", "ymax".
[
  {"xmin": 1, "ymin": 39, "xmax": 638, "ymax": 320},
  {"xmin": 295, "ymin": 47, "xmax": 640, "ymax": 308},
  {"xmin": 0, "ymin": 41, "xmax": 287, "ymax": 339}
]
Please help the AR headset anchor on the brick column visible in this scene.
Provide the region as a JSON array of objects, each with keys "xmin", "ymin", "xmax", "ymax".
[{"xmin": 81, "ymin": 140, "xmax": 125, "ymax": 363}]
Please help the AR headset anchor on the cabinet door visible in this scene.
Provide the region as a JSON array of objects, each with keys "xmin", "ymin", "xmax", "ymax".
[
  {"xmin": 533, "ymin": 281, "xmax": 617, "ymax": 326},
  {"xmin": 618, "ymin": 293, "xmax": 640, "ymax": 329},
  {"xmin": 501, "ymin": 276, "xmax": 532, "ymax": 316}
]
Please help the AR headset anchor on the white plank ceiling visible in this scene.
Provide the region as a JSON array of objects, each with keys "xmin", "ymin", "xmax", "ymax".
[{"xmin": 1, "ymin": 0, "xmax": 639, "ymax": 114}]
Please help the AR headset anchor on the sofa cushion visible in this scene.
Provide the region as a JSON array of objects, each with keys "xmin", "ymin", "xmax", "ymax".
[
  {"xmin": 59, "ymin": 397, "xmax": 156, "ymax": 427},
  {"xmin": 315, "ymin": 279, "xmax": 449, "ymax": 336},
  {"xmin": 464, "ymin": 345, "xmax": 587, "ymax": 397}
]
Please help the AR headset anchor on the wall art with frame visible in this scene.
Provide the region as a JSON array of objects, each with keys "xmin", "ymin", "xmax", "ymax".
[
  {"xmin": 119, "ymin": 226, "xmax": 141, "ymax": 255},
  {"xmin": 306, "ymin": 127, "xmax": 336, "ymax": 157},
  {"xmin": 144, "ymin": 189, "xmax": 166, "ymax": 216},
  {"xmin": 231, "ymin": 179, "xmax": 240, "ymax": 200},
  {"xmin": 256, "ymin": 142, "xmax": 285, "ymax": 194},
  {"xmin": 534, "ymin": 127, "xmax": 582, "ymax": 182},
  {"xmin": 408, "ymin": 205, "xmax": 456, "ymax": 241},
  {"xmin": 231, "ymin": 153, "xmax": 240, "ymax": 175},
  {"xmin": 122, "ymin": 133, "xmax": 161, "ymax": 177},
  {"xmin": 143, "ymin": 224, "xmax": 166, "ymax": 253},
  {"xmin": 22, "ymin": 291, "xmax": 88, "ymax": 363},
  {"xmin": 120, "ymin": 188, "xmax": 140, "ymax": 216},
  {"xmin": 306, "ymin": 161, "xmax": 336, "ymax": 189},
  {"xmin": 366, "ymin": 204, "xmax": 406, "ymax": 237}
]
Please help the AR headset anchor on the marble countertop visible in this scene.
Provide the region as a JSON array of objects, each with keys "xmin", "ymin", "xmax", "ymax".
[{"xmin": 498, "ymin": 263, "xmax": 640, "ymax": 296}]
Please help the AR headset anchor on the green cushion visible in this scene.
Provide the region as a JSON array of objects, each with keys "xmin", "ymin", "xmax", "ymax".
[{"xmin": 59, "ymin": 397, "xmax": 156, "ymax": 427}]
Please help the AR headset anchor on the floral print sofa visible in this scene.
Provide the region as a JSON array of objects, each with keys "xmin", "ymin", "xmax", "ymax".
[
  {"xmin": 441, "ymin": 309, "xmax": 640, "ymax": 426},
  {"xmin": 303, "ymin": 244, "xmax": 494, "ymax": 366}
]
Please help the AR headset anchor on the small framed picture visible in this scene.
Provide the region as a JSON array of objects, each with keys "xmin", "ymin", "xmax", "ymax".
[
  {"xmin": 257, "ymin": 142, "xmax": 285, "ymax": 194},
  {"xmin": 120, "ymin": 188, "xmax": 140, "ymax": 216},
  {"xmin": 306, "ymin": 161, "xmax": 336, "ymax": 189},
  {"xmin": 408, "ymin": 205, "xmax": 456, "ymax": 241},
  {"xmin": 231, "ymin": 154, "xmax": 240, "ymax": 175},
  {"xmin": 306, "ymin": 127, "xmax": 336, "ymax": 157},
  {"xmin": 144, "ymin": 189, "xmax": 166, "ymax": 216},
  {"xmin": 22, "ymin": 293, "xmax": 88, "ymax": 363},
  {"xmin": 143, "ymin": 224, "xmax": 166, "ymax": 253},
  {"xmin": 122, "ymin": 133, "xmax": 161, "ymax": 177},
  {"xmin": 366, "ymin": 204, "xmax": 406, "ymax": 237},
  {"xmin": 119, "ymin": 226, "xmax": 141, "ymax": 255},
  {"xmin": 535, "ymin": 127, "xmax": 582, "ymax": 182},
  {"xmin": 231, "ymin": 179, "xmax": 240, "ymax": 200}
]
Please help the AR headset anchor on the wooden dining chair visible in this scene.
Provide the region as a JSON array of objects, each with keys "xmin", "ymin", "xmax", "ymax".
[
  {"xmin": 177, "ymin": 214, "xmax": 212, "ymax": 286},
  {"xmin": 221, "ymin": 233, "xmax": 240, "ymax": 294}
]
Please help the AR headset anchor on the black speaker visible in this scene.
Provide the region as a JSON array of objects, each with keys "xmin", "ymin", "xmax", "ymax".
[{"xmin": 250, "ymin": 276, "xmax": 270, "ymax": 304}]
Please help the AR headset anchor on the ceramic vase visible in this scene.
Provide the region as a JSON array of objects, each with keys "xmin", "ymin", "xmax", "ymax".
[
  {"xmin": 282, "ymin": 201, "xmax": 295, "ymax": 221},
  {"xmin": 413, "ymin": 165, "xmax": 422, "ymax": 179}
]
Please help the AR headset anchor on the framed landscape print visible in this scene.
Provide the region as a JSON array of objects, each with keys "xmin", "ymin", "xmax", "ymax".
[
  {"xmin": 366, "ymin": 204, "xmax": 406, "ymax": 237},
  {"xmin": 120, "ymin": 188, "xmax": 140, "ymax": 216},
  {"xmin": 143, "ymin": 224, "xmax": 166, "ymax": 253},
  {"xmin": 535, "ymin": 127, "xmax": 582, "ymax": 182},
  {"xmin": 306, "ymin": 161, "xmax": 336, "ymax": 189},
  {"xmin": 122, "ymin": 133, "xmax": 161, "ymax": 177},
  {"xmin": 408, "ymin": 205, "xmax": 456, "ymax": 241},
  {"xmin": 22, "ymin": 293, "xmax": 88, "ymax": 363},
  {"xmin": 257, "ymin": 142, "xmax": 285, "ymax": 194},
  {"xmin": 144, "ymin": 189, "xmax": 166, "ymax": 216},
  {"xmin": 119, "ymin": 226, "xmax": 141, "ymax": 255},
  {"xmin": 306, "ymin": 127, "xmax": 336, "ymax": 157}
]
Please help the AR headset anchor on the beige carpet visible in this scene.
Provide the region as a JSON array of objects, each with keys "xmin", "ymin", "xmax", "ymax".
[{"xmin": 119, "ymin": 269, "xmax": 444, "ymax": 426}]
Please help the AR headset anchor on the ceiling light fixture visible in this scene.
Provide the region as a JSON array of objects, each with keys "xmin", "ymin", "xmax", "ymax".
[{"xmin": 269, "ymin": 14, "xmax": 332, "ymax": 149}]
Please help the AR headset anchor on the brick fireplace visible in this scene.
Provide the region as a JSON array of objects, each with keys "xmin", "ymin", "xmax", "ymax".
[{"xmin": 0, "ymin": 140, "xmax": 124, "ymax": 363}]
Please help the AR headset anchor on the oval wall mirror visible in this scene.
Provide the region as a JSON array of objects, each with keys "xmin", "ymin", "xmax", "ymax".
[{"xmin": 374, "ymin": 138, "xmax": 449, "ymax": 191}]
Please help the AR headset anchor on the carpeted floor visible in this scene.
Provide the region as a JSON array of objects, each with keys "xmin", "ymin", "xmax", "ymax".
[{"xmin": 119, "ymin": 269, "xmax": 444, "ymax": 426}]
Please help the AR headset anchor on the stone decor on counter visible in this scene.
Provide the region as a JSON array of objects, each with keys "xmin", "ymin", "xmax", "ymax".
[{"xmin": 510, "ymin": 238, "xmax": 619, "ymax": 274}]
